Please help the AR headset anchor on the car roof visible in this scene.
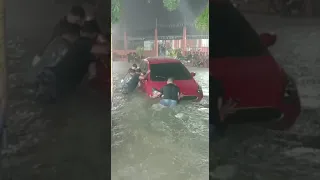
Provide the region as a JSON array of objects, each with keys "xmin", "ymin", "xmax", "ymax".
[{"xmin": 144, "ymin": 57, "xmax": 181, "ymax": 64}]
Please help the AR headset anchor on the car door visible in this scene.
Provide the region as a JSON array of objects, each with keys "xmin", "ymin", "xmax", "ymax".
[
  {"xmin": 139, "ymin": 60, "xmax": 148, "ymax": 91},
  {"xmin": 210, "ymin": 2, "xmax": 284, "ymax": 108}
]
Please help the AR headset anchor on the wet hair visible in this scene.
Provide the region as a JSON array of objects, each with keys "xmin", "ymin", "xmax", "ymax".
[
  {"xmin": 60, "ymin": 23, "xmax": 80, "ymax": 36},
  {"xmin": 132, "ymin": 64, "xmax": 137, "ymax": 68},
  {"xmin": 70, "ymin": 5, "xmax": 85, "ymax": 19},
  {"xmin": 82, "ymin": 21, "xmax": 100, "ymax": 34},
  {"xmin": 135, "ymin": 68, "xmax": 141, "ymax": 73}
]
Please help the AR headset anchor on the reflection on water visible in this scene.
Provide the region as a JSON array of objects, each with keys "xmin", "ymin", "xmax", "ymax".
[{"xmin": 111, "ymin": 62, "xmax": 209, "ymax": 180}]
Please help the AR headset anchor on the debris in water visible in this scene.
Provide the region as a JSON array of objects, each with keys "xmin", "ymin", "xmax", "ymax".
[
  {"xmin": 284, "ymin": 147, "xmax": 320, "ymax": 163},
  {"xmin": 6, "ymin": 37, "xmax": 26, "ymax": 59}
]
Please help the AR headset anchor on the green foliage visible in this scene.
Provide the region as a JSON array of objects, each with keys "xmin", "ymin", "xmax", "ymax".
[
  {"xmin": 136, "ymin": 46, "xmax": 144, "ymax": 58},
  {"xmin": 112, "ymin": 0, "xmax": 208, "ymax": 33},
  {"xmin": 168, "ymin": 48, "xmax": 182, "ymax": 58},
  {"xmin": 112, "ymin": 0, "xmax": 121, "ymax": 24},
  {"xmin": 162, "ymin": 0, "xmax": 180, "ymax": 11},
  {"xmin": 112, "ymin": 0, "xmax": 181, "ymax": 24},
  {"xmin": 195, "ymin": 4, "xmax": 209, "ymax": 32}
]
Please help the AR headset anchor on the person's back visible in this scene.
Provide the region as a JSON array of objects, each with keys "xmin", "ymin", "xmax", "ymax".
[
  {"xmin": 126, "ymin": 71, "xmax": 140, "ymax": 93},
  {"xmin": 161, "ymin": 83, "xmax": 180, "ymax": 101},
  {"xmin": 27, "ymin": 37, "xmax": 72, "ymax": 83},
  {"xmin": 35, "ymin": 19, "xmax": 106, "ymax": 103},
  {"xmin": 52, "ymin": 21, "xmax": 101, "ymax": 91},
  {"xmin": 158, "ymin": 78, "xmax": 180, "ymax": 107},
  {"xmin": 52, "ymin": 36, "xmax": 93, "ymax": 89},
  {"xmin": 28, "ymin": 23, "xmax": 79, "ymax": 84}
]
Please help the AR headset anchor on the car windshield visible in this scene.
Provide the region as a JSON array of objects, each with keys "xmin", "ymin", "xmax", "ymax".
[
  {"xmin": 150, "ymin": 63, "xmax": 192, "ymax": 81},
  {"xmin": 210, "ymin": 2, "xmax": 266, "ymax": 57}
]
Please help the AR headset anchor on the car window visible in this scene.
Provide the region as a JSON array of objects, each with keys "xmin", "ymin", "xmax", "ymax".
[
  {"xmin": 139, "ymin": 61, "xmax": 148, "ymax": 72},
  {"xmin": 210, "ymin": 2, "xmax": 266, "ymax": 58},
  {"xmin": 150, "ymin": 63, "xmax": 192, "ymax": 81}
]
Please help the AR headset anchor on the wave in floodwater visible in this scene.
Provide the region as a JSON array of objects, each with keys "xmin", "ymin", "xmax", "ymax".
[{"xmin": 111, "ymin": 62, "xmax": 209, "ymax": 180}]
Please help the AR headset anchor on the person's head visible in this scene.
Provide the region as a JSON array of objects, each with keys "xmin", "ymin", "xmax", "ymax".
[
  {"xmin": 132, "ymin": 64, "xmax": 137, "ymax": 69},
  {"xmin": 128, "ymin": 68, "xmax": 136, "ymax": 76},
  {"xmin": 135, "ymin": 68, "xmax": 141, "ymax": 74},
  {"xmin": 80, "ymin": 21, "xmax": 99, "ymax": 39},
  {"xmin": 67, "ymin": 5, "xmax": 86, "ymax": 26},
  {"xmin": 167, "ymin": 77, "xmax": 174, "ymax": 84},
  {"xmin": 61, "ymin": 23, "xmax": 80, "ymax": 42}
]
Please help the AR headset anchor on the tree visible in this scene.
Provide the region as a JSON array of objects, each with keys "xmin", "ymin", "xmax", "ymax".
[
  {"xmin": 136, "ymin": 46, "xmax": 144, "ymax": 60},
  {"xmin": 111, "ymin": 0, "xmax": 121, "ymax": 24},
  {"xmin": 111, "ymin": 0, "xmax": 209, "ymax": 32},
  {"xmin": 162, "ymin": 0, "xmax": 180, "ymax": 12},
  {"xmin": 195, "ymin": 4, "xmax": 209, "ymax": 32}
]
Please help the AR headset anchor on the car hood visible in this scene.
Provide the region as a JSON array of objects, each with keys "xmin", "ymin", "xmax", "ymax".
[{"xmin": 150, "ymin": 79, "xmax": 199, "ymax": 95}]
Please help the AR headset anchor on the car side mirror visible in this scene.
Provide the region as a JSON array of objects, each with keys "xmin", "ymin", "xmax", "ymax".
[
  {"xmin": 191, "ymin": 72, "xmax": 196, "ymax": 77},
  {"xmin": 260, "ymin": 33, "xmax": 277, "ymax": 47}
]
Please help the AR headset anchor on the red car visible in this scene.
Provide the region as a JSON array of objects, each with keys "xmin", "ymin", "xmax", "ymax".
[
  {"xmin": 211, "ymin": 1, "xmax": 301, "ymax": 130},
  {"xmin": 138, "ymin": 57, "xmax": 204, "ymax": 101}
]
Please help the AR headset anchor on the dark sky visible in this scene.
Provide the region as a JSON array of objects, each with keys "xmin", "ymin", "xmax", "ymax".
[{"xmin": 121, "ymin": 0, "xmax": 208, "ymax": 31}]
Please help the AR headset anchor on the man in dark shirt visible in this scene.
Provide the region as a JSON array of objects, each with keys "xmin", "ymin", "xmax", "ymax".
[
  {"xmin": 122, "ymin": 69, "xmax": 149, "ymax": 94},
  {"xmin": 151, "ymin": 77, "xmax": 182, "ymax": 108},
  {"xmin": 53, "ymin": 21, "xmax": 104, "ymax": 92},
  {"xmin": 29, "ymin": 23, "xmax": 79, "ymax": 83},
  {"xmin": 35, "ymin": 21, "xmax": 108, "ymax": 102},
  {"xmin": 126, "ymin": 69, "xmax": 140, "ymax": 92},
  {"xmin": 35, "ymin": 5, "xmax": 85, "ymax": 60}
]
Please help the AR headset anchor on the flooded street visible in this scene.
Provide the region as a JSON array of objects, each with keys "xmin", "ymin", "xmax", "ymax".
[{"xmin": 111, "ymin": 62, "xmax": 209, "ymax": 180}]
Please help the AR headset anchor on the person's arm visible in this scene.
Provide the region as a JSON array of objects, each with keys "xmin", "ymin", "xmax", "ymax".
[
  {"xmin": 151, "ymin": 87, "xmax": 162, "ymax": 98},
  {"xmin": 178, "ymin": 88, "xmax": 184, "ymax": 100},
  {"xmin": 218, "ymin": 97, "xmax": 223, "ymax": 111},
  {"xmin": 151, "ymin": 91, "xmax": 162, "ymax": 98},
  {"xmin": 139, "ymin": 70, "xmax": 150, "ymax": 80},
  {"xmin": 216, "ymin": 80, "xmax": 224, "ymax": 110},
  {"xmin": 97, "ymin": 34, "xmax": 107, "ymax": 43}
]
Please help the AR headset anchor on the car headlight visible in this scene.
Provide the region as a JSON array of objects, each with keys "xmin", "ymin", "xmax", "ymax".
[{"xmin": 197, "ymin": 85, "xmax": 202, "ymax": 93}]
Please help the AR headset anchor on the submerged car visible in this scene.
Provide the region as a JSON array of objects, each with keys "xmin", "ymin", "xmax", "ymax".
[
  {"xmin": 138, "ymin": 57, "xmax": 203, "ymax": 101},
  {"xmin": 210, "ymin": 1, "xmax": 301, "ymax": 130}
]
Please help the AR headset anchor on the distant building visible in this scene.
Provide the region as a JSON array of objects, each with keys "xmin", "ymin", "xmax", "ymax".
[{"xmin": 112, "ymin": 0, "xmax": 208, "ymax": 59}]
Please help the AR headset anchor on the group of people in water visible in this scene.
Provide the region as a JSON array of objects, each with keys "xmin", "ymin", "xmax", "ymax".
[
  {"xmin": 122, "ymin": 63, "xmax": 184, "ymax": 108},
  {"xmin": 31, "ymin": 5, "xmax": 109, "ymax": 103},
  {"xmin": 29, "ymin": 5, "xmax": 235, "ymax": 138},
  {"xmin": 122, "ymin": 64, "xmax": 149, "ymax": 94},
  {"xmin": 122, "ymin": 63, "xmax": 237, "ymax": 137}
]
